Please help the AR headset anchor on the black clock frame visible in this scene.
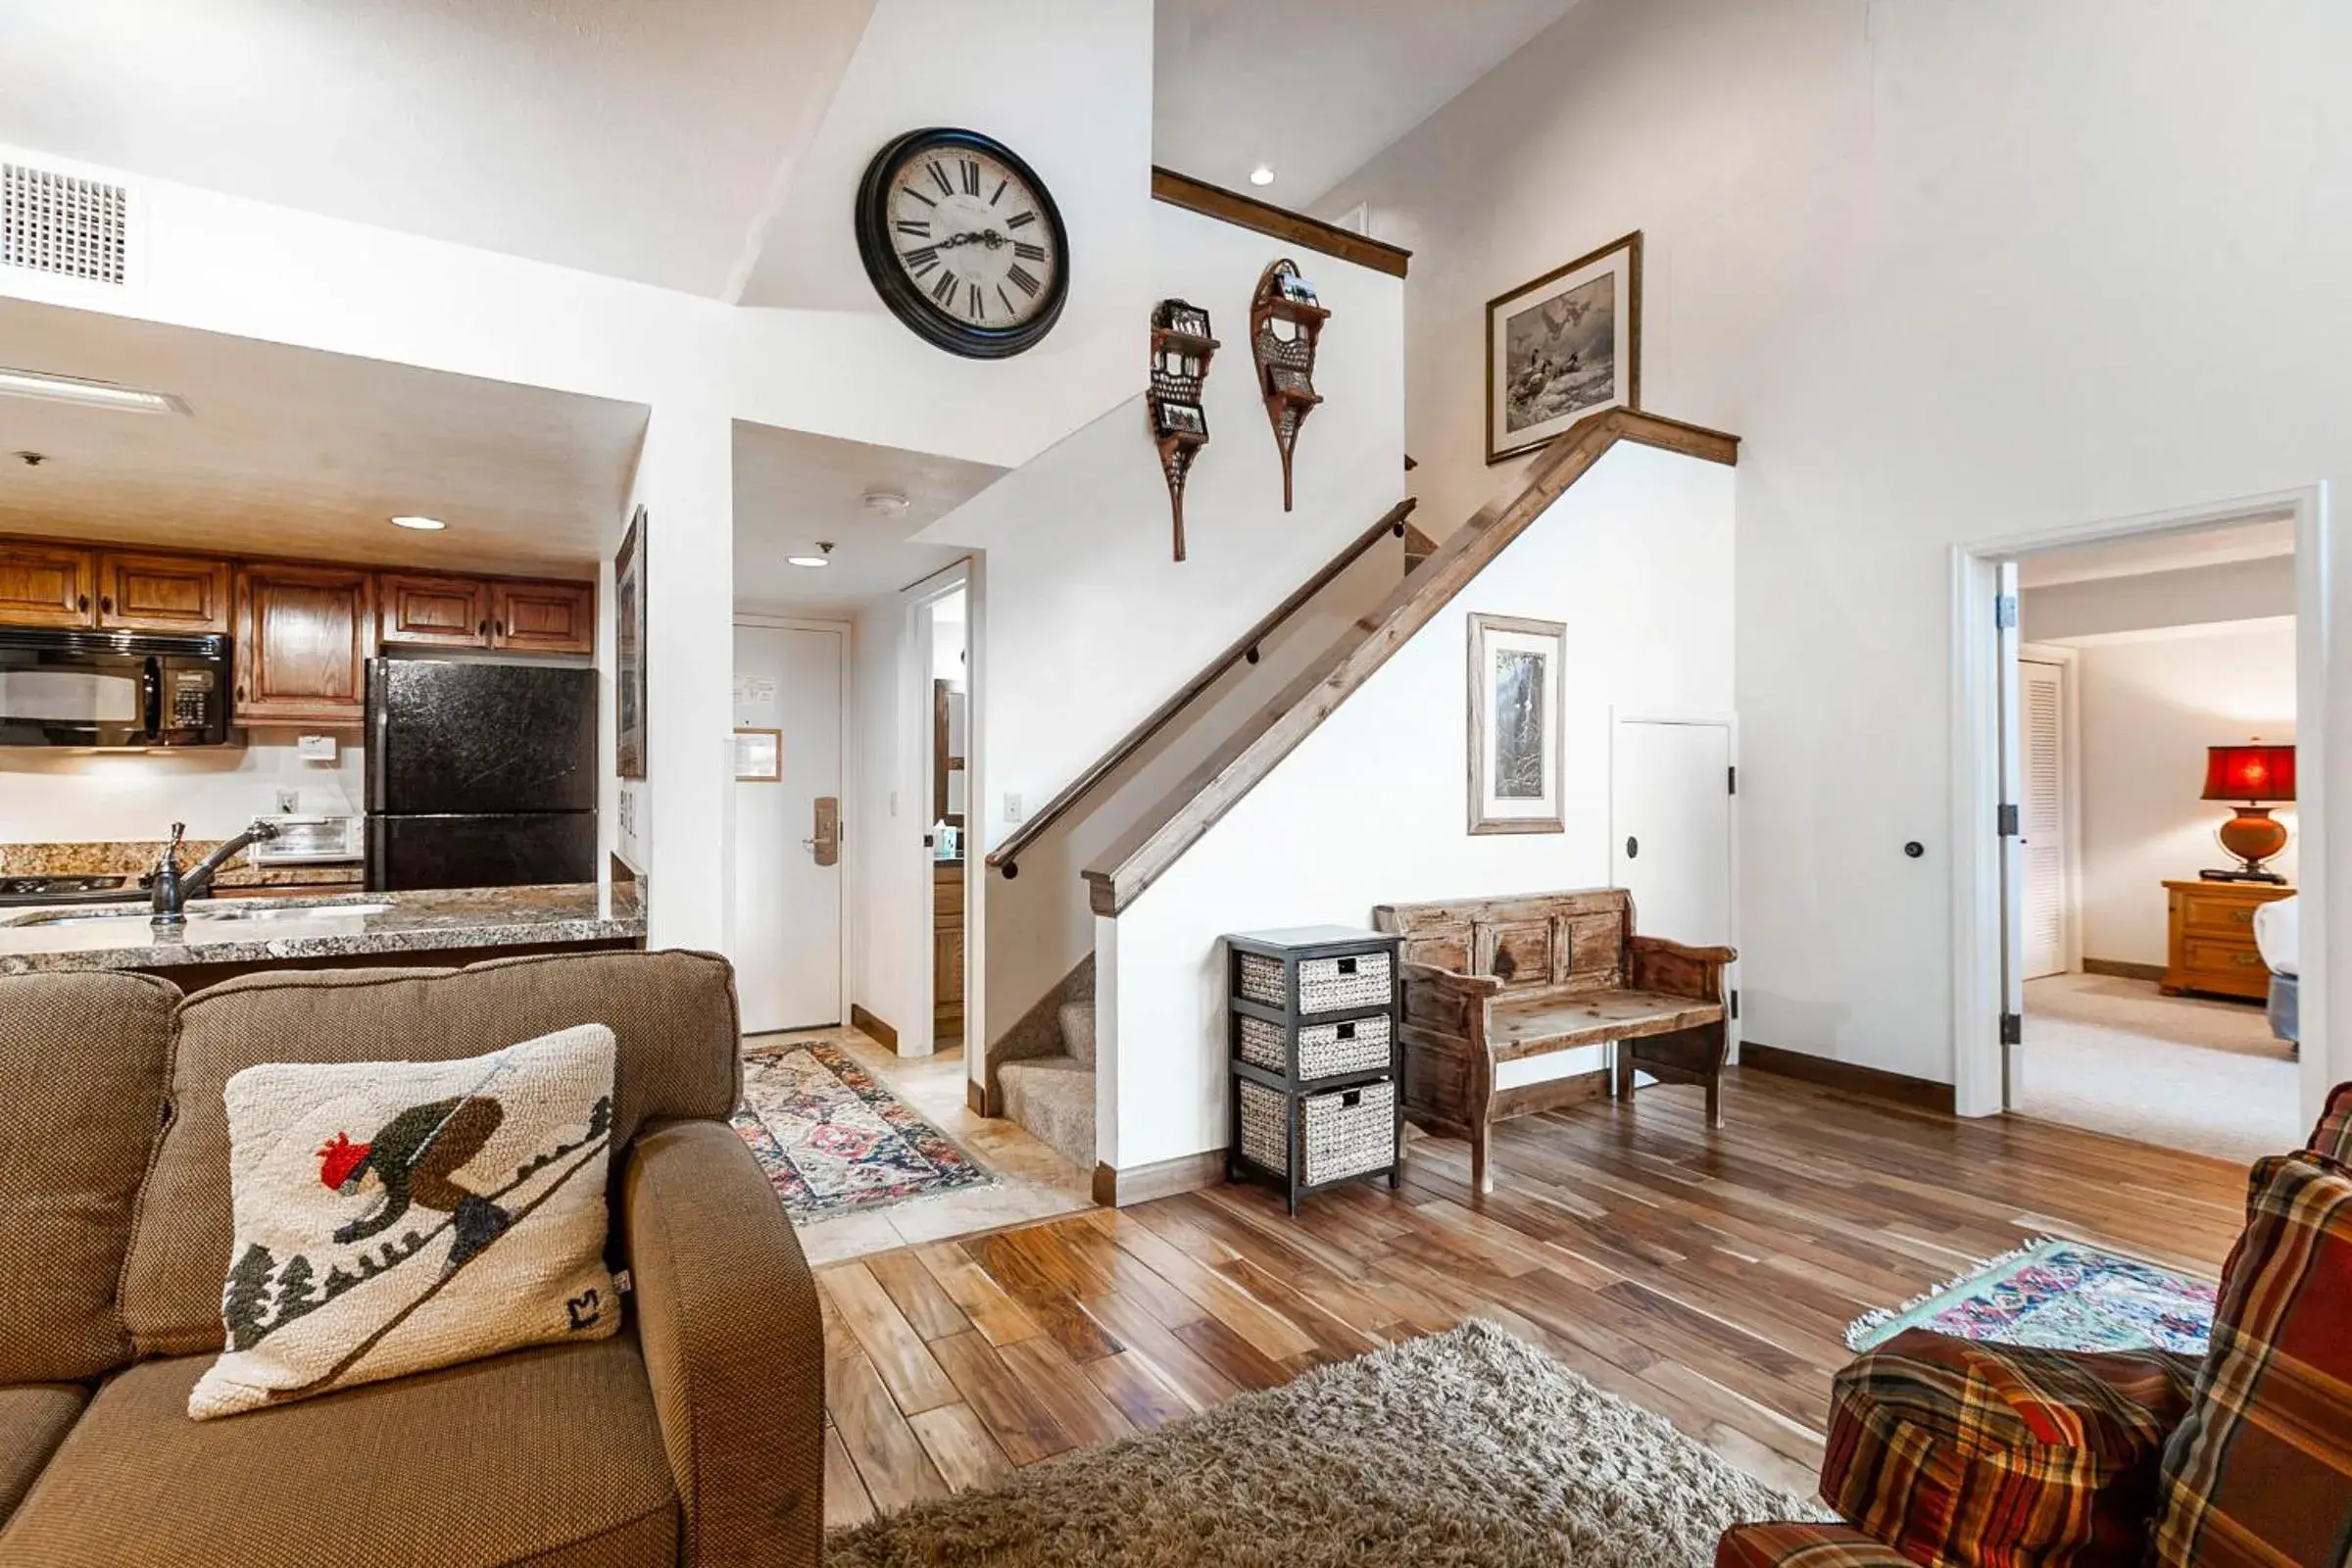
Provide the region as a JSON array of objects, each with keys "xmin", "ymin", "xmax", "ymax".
[{"xmin": 855, "ymin": 126, "xmax": 1071, "ymax": 361}]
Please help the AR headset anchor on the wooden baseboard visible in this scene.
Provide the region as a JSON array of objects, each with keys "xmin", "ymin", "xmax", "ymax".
[
  {"xmin": 1092, "ymin": 1151, "xmax": 1226, "ymax": 1208},
  {"xmin": 967, "ymin": 1078, "xmax": 996, "ymax": 1116},
  {"xmin": 1740, "ymin": 1042, "xmax": 1955, "ymax": 1113},
  {"xmin": 2082, "ymin": 957, "xmax": 2168, "ymax": 983},
  {"xmin": 848, "ymin": 1004, "xmax": 898, "ymax": 1052}
]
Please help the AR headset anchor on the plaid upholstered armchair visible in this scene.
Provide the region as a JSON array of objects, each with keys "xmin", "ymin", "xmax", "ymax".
[{"xmin": 1719, "ymin": 1086, "xmax": 2352, "ymax": 1568}]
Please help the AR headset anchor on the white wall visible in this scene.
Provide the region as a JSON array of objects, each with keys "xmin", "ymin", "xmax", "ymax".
[
  {"xmin": 2025, "ymin": 558, "xmax": 2296, "ymax": 644},
  {"xmin": 1317, "ymin": 0, "xmax": 2352, "ymax": 1093},
  {"xmin": 1107, "ymin": 441, "xmax": 1734, "ymax": 1169},
  {"xmin": 925, "ymin": 199, "xmax": 1408, "ymax": 1046},
  {"xmin": 2065, "ymin": 620, "xmax": 2299, "ymax": 966},
  {"xmin": 0, "ymin": 737, "xmax": 363, "ymax": 845}
]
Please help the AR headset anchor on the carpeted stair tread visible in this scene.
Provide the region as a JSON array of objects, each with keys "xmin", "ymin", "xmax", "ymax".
[{"xmin": 999, "ymin": 1054, "xmax": 1094, "ymax": 1171}]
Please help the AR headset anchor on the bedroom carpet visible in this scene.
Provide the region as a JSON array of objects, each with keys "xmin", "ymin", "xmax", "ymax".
[
  {"xmin": 824, "ymin": 1320, "xmax": 1824, "ymax": 1568},
  {"xmin": 2019, "ymin": 973, "xmax": 2300, "ymax": 1165}
]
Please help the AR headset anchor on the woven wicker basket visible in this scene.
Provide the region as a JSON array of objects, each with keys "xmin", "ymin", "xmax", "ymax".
[
  {"xmin": 1238, "ymin": 1078, "xmax": 1395, "ymax": 1185},
  {"xmin": 1237, "ymin": 951, "xmax": 1393, "ymax": 1015},
  {"xmin": 1236, "ymin": 1012, "xmax": 1392, "ymax": 1079}
]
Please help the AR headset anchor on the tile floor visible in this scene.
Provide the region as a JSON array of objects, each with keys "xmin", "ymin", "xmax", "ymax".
[{"xmin": 746, "ymin": 1023, "xmax": 1096, "ymax": 1264}]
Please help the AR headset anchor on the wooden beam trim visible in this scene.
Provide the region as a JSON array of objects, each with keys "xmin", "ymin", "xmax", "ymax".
[
  {"xmin": 1084, "ymin": 409, "xmax": 1740, "ymax": 915},
  {"xmin": 1151, "ymin": 167, "xmax": 1412, "ymax": 278}
]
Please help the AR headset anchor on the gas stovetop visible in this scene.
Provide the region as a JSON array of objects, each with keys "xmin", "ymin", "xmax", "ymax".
[{"xmin": 0, "ymin": 874, "xmax": 140, "ymax": 908}]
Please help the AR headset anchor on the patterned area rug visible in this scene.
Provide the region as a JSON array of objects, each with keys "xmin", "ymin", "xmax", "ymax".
[
  {"xmin": 1846, "ymin": 1237, "xmax": 2218, "ymax": 1355},
  {"xmin": 733, "ymin": 1041, "xmax": 995, "ymax": 1221}
]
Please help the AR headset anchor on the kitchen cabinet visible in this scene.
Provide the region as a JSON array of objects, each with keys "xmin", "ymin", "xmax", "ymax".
[
  {"xmin": 234, "ymin": 564, "xmax": 374, "ymax": 726},
  {"xmin": 934, "ymin": 860, "xmax": 965, "ymax": 1041},
  {"xmin": 96, "ymin": 551, "xmax": 232, "ymax": 633},
  {"xmin": 377, "ymin": 572, "xmax": 491, "ymax": 649},
  {"xmin": 0, "ymin": 542, "xmax": 93, "ymax": 628},
  {"xmin": 490, "ymin": 579, "xmax": 595, "ymax": 655}
]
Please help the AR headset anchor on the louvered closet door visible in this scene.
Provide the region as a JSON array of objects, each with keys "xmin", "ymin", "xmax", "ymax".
[{"xmin": 2021, "ymin": 658, "xmax": 2070, "ymax": 979}]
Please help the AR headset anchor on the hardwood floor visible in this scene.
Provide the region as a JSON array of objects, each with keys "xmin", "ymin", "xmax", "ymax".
[{"xmin": 814, "ymin": 1065, "xmax": 2251, "ymax": 1527}]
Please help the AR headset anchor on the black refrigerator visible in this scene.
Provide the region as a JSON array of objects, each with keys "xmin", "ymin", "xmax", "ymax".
[{"xmin": 365, "ymin": 659, "xmax": 599, "ymax": 891}]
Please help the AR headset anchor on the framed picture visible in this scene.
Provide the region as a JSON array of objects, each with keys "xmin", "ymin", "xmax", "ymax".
[
  {"xmin": 1156, "ymin": 399, "xmax": 1207, "ymax": 439},
  {"xmin": 615, "ymin": 507, "xmax": 648, "ymax": 780},
  {"xmin": 732, "ymin": 726, "xmax": 782, "ymax": 783},
  {"xmin": 1485, "ymin": 230, "xmax": 1642, "ymax": 465},
  {"xmin": 1467, "ymin": 612, "xmax": 1565, "ymax": 835}
]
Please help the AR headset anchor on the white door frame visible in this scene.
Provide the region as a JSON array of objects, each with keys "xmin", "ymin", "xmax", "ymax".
[
  {"xmin": 905, "ymin": 560, "xmax": 978, "ymax": 1068},
  {"xmin": 1949, "ymin": 485, "xmax": 2331, "ymax": 1123},
  {"xmin": 734, "ymin": 612, "xmax": 856, "ymax": 1033},
  {"xmin": 2016, "ymin": 643, "xmax": 2082, "ymax": 977},
  {"xmin": 1609, "ymin": 708, "xmax": 1741, "ymax": 1061}
]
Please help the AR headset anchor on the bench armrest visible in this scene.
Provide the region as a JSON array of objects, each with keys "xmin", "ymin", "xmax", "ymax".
[
  {"xmin": 1399, "ymin": 959, "xmax": 1506, "ymax": 996},
  {"xmin": 1629, "ymin": 935, "xmax": 1737, "ymax": 1001},
  {"xmin": 623, "ymin": 1118, "xmax": 825, "ymax": 1567}
]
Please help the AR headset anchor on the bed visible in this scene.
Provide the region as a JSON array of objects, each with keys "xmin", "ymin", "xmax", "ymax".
[{"xmin": 2255, "ymin": 894, "xmax": 2299, "ymax": 1053}]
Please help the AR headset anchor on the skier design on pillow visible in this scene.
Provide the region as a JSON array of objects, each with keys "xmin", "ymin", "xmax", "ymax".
[{"xmin": 317, "ymin": 1093, "xmax": 514, "ymax": 1267}]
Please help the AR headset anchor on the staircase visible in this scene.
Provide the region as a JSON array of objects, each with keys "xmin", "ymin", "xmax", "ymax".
[{"xmin": 996, "ymin": 1000, "xmax": 1097, "ymax": 1172}]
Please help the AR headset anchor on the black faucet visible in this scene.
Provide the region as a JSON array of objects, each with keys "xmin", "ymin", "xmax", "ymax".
[{"xmin": 151, "ymin": 819, "xmax": 281, "ymax": 929}]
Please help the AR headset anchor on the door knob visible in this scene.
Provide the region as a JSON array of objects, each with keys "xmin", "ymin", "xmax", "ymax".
[{"xmin": 1625, "ymin": 836, "xmax": 1640, "ymax": 859}]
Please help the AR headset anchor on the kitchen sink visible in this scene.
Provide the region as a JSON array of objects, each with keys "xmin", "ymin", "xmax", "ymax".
[{"xmin": 3, "ymin": 903, "xmax": 395, "ymax": 930}]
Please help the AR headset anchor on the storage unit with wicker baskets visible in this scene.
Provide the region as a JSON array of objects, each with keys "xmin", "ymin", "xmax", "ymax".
[{"xmin": 1226, "ymin": 925, "xmax": 1403, "ymax": 1213}]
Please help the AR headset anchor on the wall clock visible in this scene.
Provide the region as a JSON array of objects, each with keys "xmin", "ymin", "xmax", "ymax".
[{"xmin": 855, "ymin": 127, "xmax": 1069, "ymax": 360}]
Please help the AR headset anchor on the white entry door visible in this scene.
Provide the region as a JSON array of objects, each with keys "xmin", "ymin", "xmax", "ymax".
[
  {"xmin": 1611, "ymin": 717, "xmax": 1736, "ymax": 1027},
  {"xmin": 733, "ymin": 624, "xmax": 844, "ymax": 1035},
  {"xmin": 2019, "ymin": 654, "xmax": 2072, "ymax": 980}
]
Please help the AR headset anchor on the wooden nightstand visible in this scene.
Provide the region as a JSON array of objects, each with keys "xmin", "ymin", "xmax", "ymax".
[{"xmin": 2162, "ymin": 879, "xmax": 2293, "ymax": 1002}]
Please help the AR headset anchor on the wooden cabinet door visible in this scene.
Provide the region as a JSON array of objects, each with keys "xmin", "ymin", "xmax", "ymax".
[
  {"xmin": 96, "ymin": 551, "xmax": 231, "ymax": 632},
  {"xmin": 490, "ymin": 579, "xmax": 595, "ymax": 655},
  {"xmin": 933, "ymin": 922, "xmax": 965, "ymax": 1027},
  {"xmin": 378, "ymin": 572, "xmax": 490, "ymax": 649},
  {"xmin": 0, "ymin": 542, "xmax": 94, "ymax": 627},
  {"xmin": 234, "ymin": 564, "xmax": 373, "ymax": 725}
]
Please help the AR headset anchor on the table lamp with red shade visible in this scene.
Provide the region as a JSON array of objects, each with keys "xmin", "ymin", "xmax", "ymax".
[{"xmin": 2201, "ymin": 740, "xmax": 2295, "ymax": 883}]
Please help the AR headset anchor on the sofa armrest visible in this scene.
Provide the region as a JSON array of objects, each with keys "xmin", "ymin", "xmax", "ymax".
[
  {"xmin": 622, "ymin": 1118, "xmax": 824, "ymax": 1568},
  {"xmin": 1825, "ymin": 1329, "xmax": 2198, "ymax": 1568},
  {"xmin": 1628, "ymin": 935, "xmax": 1738, "ymax": 1001}
]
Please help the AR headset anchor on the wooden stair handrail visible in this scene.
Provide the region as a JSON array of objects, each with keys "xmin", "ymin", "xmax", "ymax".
[
  {"xmin": 987, "ymin": 496, "xmax": 1421, "ymax": 878},
  {"xmin": 1081, "ymin": 408, "xmax": 1739, "ymax": 916}
]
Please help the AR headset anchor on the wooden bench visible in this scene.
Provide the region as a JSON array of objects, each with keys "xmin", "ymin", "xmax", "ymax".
[{"xmin": 1372, "ymin": 889, "xmax": 1736, "ymax": 1192}]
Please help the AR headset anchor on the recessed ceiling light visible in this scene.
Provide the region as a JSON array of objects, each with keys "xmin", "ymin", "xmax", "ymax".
[
  {"xmin": 0, "ymin": 366, "xmax": 190, "ymax": 416},
  {"xmin": 389, "ymin": 514, "xmax": 446, "ymax": 531},
  {"xmin": 1249, "ymin": 165, "xmax": 1276, "ymax": 187},
  {"xmin": 861, "ymin": 489, "xmax": 911, "ymax": 514},
  {"xmin": 788, "ymin": 540, "xmax": 837, "ymax": 568}
]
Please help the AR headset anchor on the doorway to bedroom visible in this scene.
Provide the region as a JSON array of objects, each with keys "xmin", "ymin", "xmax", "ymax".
[{"xmin": 1997, "ymin": 514, "xmax": 2306, "ymax": 1163}]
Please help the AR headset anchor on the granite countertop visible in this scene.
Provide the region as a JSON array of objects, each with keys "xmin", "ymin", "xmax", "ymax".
[
  {"xmin": 0, "ymin": 883, "xmax": 645, "ymax": 976},
  {"xmin": 0, "ymin": 839, "xmax": 359, "ymax": 892}
]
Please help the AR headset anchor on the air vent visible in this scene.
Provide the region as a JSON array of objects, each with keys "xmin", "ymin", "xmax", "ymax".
[{"xmin": 2, "ymin": 163, "xmax": 128, "ymax": 285}]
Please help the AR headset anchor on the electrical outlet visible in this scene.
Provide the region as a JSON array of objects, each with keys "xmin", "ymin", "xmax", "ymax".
[
  {"xmin": 1004, "ymin": 792, "xmax": 1024, "ymax": 823},
  {"xmin": 274, "ymin": 788, "xmax": 300, "ymax": 813}
]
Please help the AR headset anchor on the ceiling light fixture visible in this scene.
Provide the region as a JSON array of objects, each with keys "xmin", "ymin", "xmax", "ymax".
[
  {"xmin": 0, "ymin": 366, "xmax": 190, "ymax": 416},
  {"xmin": 389, "ymin": 514, "xmax": 447, "ymax": 531},
  {"xmin": 788, "ymin": 541, "xmax": 837, "ymax": 568},
  {"xmin": 861, "ymin": 489, "xmax": 911, "ymax": 514},
  {"xmin": 1249, "ymin": 165, "xmax": 1276, "ymax": 187}
]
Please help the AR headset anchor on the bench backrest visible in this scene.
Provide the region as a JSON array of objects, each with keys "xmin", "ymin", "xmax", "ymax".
[{"xmin": 1373, "ymin": 888, "xmax": 1633, "ymax": 999}]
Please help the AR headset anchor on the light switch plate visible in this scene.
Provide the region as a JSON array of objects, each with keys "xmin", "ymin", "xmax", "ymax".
[{"xmin": 1004, "ymin": 792, "xmax": 1023, "ymax": 823}]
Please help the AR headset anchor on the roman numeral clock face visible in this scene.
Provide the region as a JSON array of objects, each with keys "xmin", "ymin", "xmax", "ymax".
[{"xmin": 856, "ymin": 129, "xmax": 1069, "ymax": 359}]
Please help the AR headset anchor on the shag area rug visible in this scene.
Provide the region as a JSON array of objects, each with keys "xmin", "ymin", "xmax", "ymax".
[
  {"xmin": 1846, "ymin": 1237, "xmax": 2217, "ymax": 1355},
  {"xmin": 733, "ymin": 1040, "xmax": 994, "ymax": 1221},
  {"xmin": 826, "ymin": 1320, "xmax": 1824, "ymax": 1568}
]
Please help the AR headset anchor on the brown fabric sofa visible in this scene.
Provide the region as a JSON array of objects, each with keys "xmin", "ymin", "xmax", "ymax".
[{"xmin": 0, "ymin": 950, "xmax": 823, "ymax": 1567}]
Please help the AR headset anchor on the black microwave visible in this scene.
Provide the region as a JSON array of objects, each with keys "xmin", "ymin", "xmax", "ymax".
[{"xmin": 0, "ymin": 627, "xmax": 234, "ymax": 748}]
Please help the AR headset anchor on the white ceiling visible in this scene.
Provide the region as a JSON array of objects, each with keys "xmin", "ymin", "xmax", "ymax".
[
  {"xmin": 733, "ymin": 421, "xmax": 1001, "ymax": 613},
  {"xmin": 0, "ymin": 0, "xmax": 874, "ymax": 297},
  {"xmin": 0, "ymin": 298, "xmax": 647, "ymax": 573},
  {"xmin": 1152, "ymin": 0, "xmax": 1586, "ymax": 203},
  {"xmin": 2018, "ymin": 514, "xmax": 2295, "ymax": 588}
]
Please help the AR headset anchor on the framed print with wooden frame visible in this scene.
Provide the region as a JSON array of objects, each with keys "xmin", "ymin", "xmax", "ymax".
[
  {"xmin": 1485, "ymin": 230, "xmax": 1641, "ymax": 465},
  {"xmin": 1467, "ymin": 612, "xmax": 1565, "ymax": 834},
  {"xmin": 614, "ymin": 506, "xmax": 649, "ymax": 779},
  {"xmin": 732, "ymin": 726, "xmax": 782, "ymax": 783}
]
